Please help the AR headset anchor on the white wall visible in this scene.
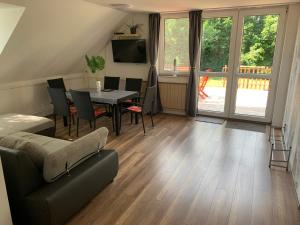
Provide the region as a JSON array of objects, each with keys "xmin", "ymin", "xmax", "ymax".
[
  {"xmin": 0, "ymin": 0, "xmax": 128, "ymax": 115},
  {"xmin": 272, "ymin": 4, "xmax": 300, "ymax": 126},
  {"xmin": 87, "ymin": 13, "xmax": 150, "ymax": 86},
  {"xmin": 0, "ymin": 0, "xmax": 128, "ymax": 83},
  {"xmin": 283, "ymin": 13, "xmax": 300, "ymax": 203},
  {"xmin": 0, "ymin": 73, "xmax": 88, "ymax": 116}
]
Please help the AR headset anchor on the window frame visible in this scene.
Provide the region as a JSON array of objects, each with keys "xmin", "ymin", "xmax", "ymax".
[{"xmin": 159, "ymin": 13, "xmax": 189, "ymax": 76}]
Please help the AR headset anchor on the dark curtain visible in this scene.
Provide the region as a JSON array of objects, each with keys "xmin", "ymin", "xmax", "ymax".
[
  {"xmin": 185, "ymin": 10, "xmax": 202, "ymax": 116},
  {"xmin": 147, "ymin": 13, "xmax": 162, "ymax": 114}
]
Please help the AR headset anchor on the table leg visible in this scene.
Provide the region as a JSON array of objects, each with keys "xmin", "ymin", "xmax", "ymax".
[
  {"xmin": 63, "ymin": 116, "xmax": 68, "ymax": 127},
  {"xmin": 114, "ymin": 104, "xmax": 120, "ymax": 136}
]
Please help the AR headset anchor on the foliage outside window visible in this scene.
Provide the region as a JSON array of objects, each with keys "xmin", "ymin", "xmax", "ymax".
[
  {"xmin": 162, "ymin": 14, "xmax": 279, "ymax": 75},
  {"xmin": 200, "ymin": 17, "xmax": 232, "ymax": 72},
  {"xmin": 163, "ymin": 18, "xmax": 189, "ymax": 73},
  {"xmin": 240, "ymin": 15, "xmax": 279, "ymax": 74}
]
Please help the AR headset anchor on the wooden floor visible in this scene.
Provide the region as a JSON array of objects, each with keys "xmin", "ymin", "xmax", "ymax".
[{"xmin": 54, "ymin": 113, "xmax": 300, "ymax": 225}]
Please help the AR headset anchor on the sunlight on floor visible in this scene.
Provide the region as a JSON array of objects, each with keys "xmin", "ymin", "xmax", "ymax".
[{"xmin": 198, "ymin": 87, "xmax": 268, "ymax": 117}]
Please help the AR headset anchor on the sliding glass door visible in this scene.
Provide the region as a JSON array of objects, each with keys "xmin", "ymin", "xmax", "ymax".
[
  {"xmin": 198, "ymin": 7, "xmax": 286, "ymax": 122},
  {"xmin": 198, "ymin": 11, "xmax": 237, "ymax": 117}
]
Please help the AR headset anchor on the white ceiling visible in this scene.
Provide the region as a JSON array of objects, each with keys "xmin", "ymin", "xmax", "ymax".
[{"xmin": 87, "ymin": 0, "xmax": 300, "ymax": 12}]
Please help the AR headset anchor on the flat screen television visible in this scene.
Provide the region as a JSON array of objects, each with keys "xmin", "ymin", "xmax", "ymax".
[{"xmin": 112, "ymin": 39, "xmax": 147, "ymax": 63}]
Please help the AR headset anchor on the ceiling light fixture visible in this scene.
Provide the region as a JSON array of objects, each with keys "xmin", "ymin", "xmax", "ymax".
[{"xmin": 108, "ymin": 3, "xmax": 131, "ymax": 10}]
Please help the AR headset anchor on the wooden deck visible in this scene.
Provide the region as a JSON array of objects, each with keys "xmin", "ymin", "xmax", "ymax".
[{"xmin": 53, "ymin": 113, "xmax": 300, "ymax": 225}]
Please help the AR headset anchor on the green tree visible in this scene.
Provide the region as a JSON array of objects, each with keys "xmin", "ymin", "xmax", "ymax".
[
  {"xmin": 241, "ymin": 15, "xmax": 279, "ymax": 67},
  {"xmin": 163, "ymin": 14, "xmax": 279, "ymax": 73},
  {"xmin": 200, "ymin": 17, "xmax": 232, "ymax": 71}
]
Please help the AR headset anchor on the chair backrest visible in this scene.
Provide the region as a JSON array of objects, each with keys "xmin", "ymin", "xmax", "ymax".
[
  {"xmin": 142, "ymin": 86, "xmax": 156, "ymax": 114},
  {"xmin": 125, "ymin": 78, "xmax": 143, "ymax": 94},
  {"xmin": 47, "ymin": 78, "xmax": 66, "ymax": 92},
  {"xmin": 70, "ymin": 90, "xmax": 95, "ymax": 121},
  {"xmin": 104, "ymin": 76, "xmax": 120, "ymax": 90},
  {"xmin": 47, "ymin": 88, "xmax": 69, "ymax": 117}
]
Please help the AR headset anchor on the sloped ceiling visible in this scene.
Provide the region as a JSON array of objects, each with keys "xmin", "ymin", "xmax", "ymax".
[{"xmin": 0, "ymin": 0, "xmax": 128, "ymax": 83}]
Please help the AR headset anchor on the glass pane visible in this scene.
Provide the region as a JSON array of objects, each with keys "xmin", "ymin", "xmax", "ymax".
[
  {"xmin": 200, "ymin": 17, "xmax": 233, "ymax": 72},
  {"xmin": 164, "ymin": 18, "xmax": 189, "ymax": 72},
  {"xmin": 198, "ymin": 76, "xmax": 227, "ymax": 112},
  {"xmin": 235, "ymin": 78, "xmax": 270, "ymax": 116},
  {"xmin": 239, "ymin": 14, "xmax": 279, "ymax": 74}
]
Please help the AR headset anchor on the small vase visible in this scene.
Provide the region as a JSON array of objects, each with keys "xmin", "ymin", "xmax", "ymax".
[{"xmin": 96, "ymin": 81, "xmax": 101, "ymax": 91}]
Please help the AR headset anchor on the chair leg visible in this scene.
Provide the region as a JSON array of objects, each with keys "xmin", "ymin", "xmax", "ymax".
[
  {"xmin": 52, "ymin": 114, "xmax": 57, "ymax": 136},
  {"xmin": 89, "ymin": 120, "xmax": 92, "ymax": 129},
  {"xmin": 72, "ymin": 114, "xmax": 75, "ymax": 125},
  {"xmin": 120, "ymin": 110, "xmax": 122, "ymax": 130},
  {"xmin": 111, "ymin": 105, "xmax": 115, "ymax": 132},
  {"xmin": 76, "ymin": 118, "xmax": 79, "ymax": 137},
  {"xmin": 150, "ymin": 112, "xmax": 154, "ymax": 127},
  {"xmin": 94, "ymin": 119, "xmax": 96, "ymax": 130},
  {"xmin": 68, "ymin": 117, "xmax": 71, "ymax": 136},
  {"xmin": 53, "ymin": 114, "xmax": 57, "ymax": 133},
  {"xmin": 140, "ymin": 113, "xmax": 145, "ymax": 134}
]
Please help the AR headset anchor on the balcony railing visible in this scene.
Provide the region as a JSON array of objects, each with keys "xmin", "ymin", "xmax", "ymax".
[
  {"xmin": 222, "ymin": 65, "xmax": 271, "ymax": 91},
  {"xmin": 164, "ymin": 65, "xmax": 272, "ymax": 91}
]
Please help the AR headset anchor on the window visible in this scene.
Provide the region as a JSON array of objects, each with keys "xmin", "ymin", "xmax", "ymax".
[
  {"xmin": 160, "ymin": 15, "xmax": 189, "ymax": 74},
  {"xmin": 200, "ymin": 17, "xmax": 233, "ymax": 72},
  {"xmin": 0, "ymin": 3, "xmax": 25, "ymax": 55},
  {"xmin": 239, "ymin": 14, "xmax": 279, "ymax": 74}
]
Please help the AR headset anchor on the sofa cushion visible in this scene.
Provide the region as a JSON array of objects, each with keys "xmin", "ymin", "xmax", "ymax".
[
  {"xmin": 0, "ymin": 132, "xmax": 70, "ymax": 169},
  {"xmin": 43, "ymin": 127, "xmax": 109, "ymax": 182},
  {"xmin": 0, "ymin": 114, "xmax": 54, "ymax": 138}
]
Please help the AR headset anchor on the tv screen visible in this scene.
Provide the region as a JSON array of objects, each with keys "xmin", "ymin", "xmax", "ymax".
[{"xmin": 112, "ymin": 39, "xmax": 146, "ymax": 63}]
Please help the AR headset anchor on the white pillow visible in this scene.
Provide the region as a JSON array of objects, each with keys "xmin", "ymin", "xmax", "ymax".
[{"xmin": 43, "ymin": 127, "xmax": 108, "ymax": 182}]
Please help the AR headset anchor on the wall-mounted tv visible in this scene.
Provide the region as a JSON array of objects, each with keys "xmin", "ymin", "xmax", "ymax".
[{"xmin": 112, "ymin": 39, "xmax": 147, "ymax": 63}]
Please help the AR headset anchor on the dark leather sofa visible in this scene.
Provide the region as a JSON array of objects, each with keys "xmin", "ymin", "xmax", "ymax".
[{"xmin": 0, "ymin": 146, "xmax": 118, "ymax": 225}]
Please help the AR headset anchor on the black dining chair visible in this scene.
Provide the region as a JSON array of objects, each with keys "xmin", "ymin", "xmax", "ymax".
[
  {"xmin": 104, "ymin": 76, "xmax": 120, "ymax": 90},
  {"xmin": 125, "ymin": 86, "xmax": 156, "ymax": 134},
  {"xmin": 119, "ymin": 78, "xmax": 143, "ymax": 127},
  {"xmin": 47, "ymin": 88, "xmax": 77, "ymax": 136},
  {"xmin": 125, "ymin": 78, "xmax": 143, "ymax": 93},
  {"xmin": 125, "ymin": 78, "xmax": 142, "ymax": 102},
  {"xmin": 47, "ymin": 78, "xmax": 67, "ymax": 92},
  {"xmin": 70, "ymin": 90, "xmax": 107, "ymax": 137}
]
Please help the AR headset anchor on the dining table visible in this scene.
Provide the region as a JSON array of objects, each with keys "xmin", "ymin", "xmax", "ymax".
[{"xmin": 67, "ymin": 88, "xmax": 139, "ymax": 136}]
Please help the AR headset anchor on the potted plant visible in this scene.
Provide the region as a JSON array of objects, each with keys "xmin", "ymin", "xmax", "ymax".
[
  {"xmin": 127, "ymin": 23, "xmax": 143, "ymax": 34},
  {"xmin": 85, "ymin": 54, "xmax": 105, "ymax": 90}
]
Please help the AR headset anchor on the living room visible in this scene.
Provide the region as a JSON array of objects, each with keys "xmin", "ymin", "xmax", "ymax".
[{"xmin": 1, "ymin": 0, "xmax": 300, "ymax": 225}]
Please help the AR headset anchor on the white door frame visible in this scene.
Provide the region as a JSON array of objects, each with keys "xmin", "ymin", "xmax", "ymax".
[
  {"xmin": 198, "ymin": 10, "xmax": 238, "ymax": 118},
  {"xmin": 198, "ymin": 6, "xmax": 287, "ymax": 123},
  {"xmin": 229, "ymin": 6, "xmax": 287, "ymax": 123}
]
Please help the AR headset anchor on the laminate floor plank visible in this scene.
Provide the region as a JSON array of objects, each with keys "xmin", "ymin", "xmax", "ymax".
[{"xmin": 50, "ymin": 114, "xmax": 300, "ymax": 225}]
